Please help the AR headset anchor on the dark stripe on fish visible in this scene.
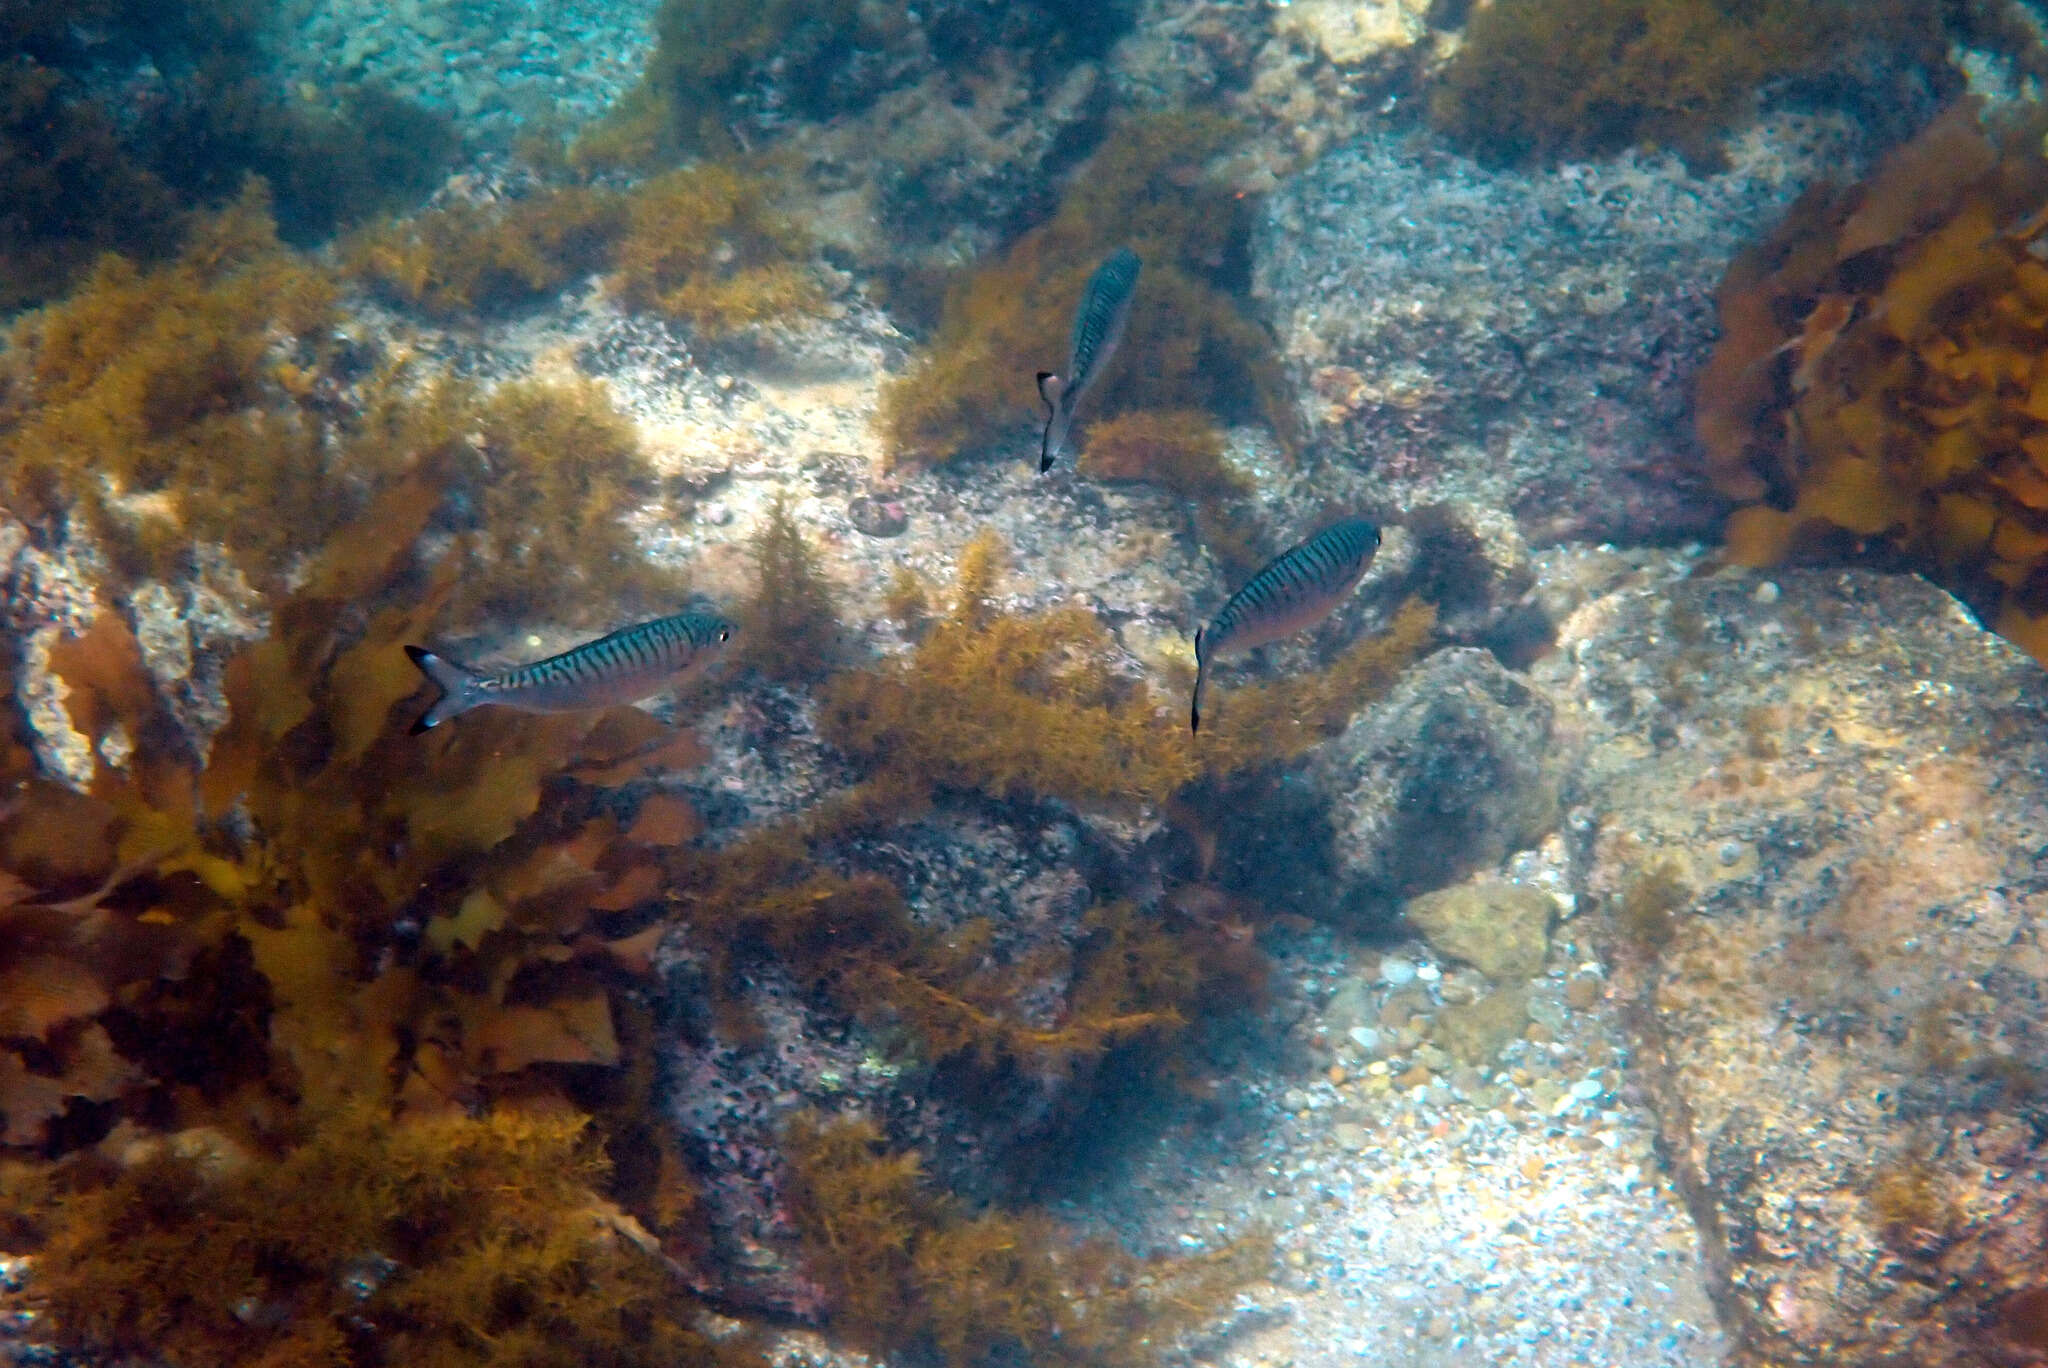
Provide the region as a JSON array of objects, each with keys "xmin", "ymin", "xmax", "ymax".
[
  {"xmin": 1038, "ymin": 247, "xmax": 1141, "ymax": 473},
  {"xmin": 1191, "ymin": 518, "xmax": 1381, "ymax": 733},
  {"xmin": 407, "ymin": 610, "xmax": 735, "ymax": 733}
]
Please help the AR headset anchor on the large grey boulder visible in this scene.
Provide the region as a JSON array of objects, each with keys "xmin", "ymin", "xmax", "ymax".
[{"xmin": 1215, "ymin": 646, "xmax": 1562, "ymax": 928}]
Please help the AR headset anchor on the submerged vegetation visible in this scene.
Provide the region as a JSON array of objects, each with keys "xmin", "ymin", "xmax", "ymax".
[
  {"xmin": 343, "ymin": 165, "xmax": 823, "ymax": 334},
  {"xmin": 34, "ymin": 1107, "xmax": 726, "ymax": 1368},
  {"xmin": 1430, "ymin": 0, "xmax": 2037, "ymax": 167},
  {"xmin": 0, "ymin": 186, "xmax": 350, "ymax": 584},
  {"xmin": 734, "ymin": 493, "xmax": 844, "ymax": 683},
  {"xmin": 0, "ymin": 190, "xmax": 684, "ymax": 615},
  {"xmin": 343, "ymin": 186, "xmax": 631, "ymax": 319},
  {"xmin": 1696, "ymin": 101, "xmax": 2048, "ymax": 662},
  {"xmin": 876, "ymin": 113, "xmax": 1298, "ymax": 469},
  {"xmin": 0, "ymin": 488, "xmax": 1267, "ymax": 1363},
  {"xmin": 820, "ymin": 529, "xmax": 1436, "ymax": 809},
  {"xmin": 576, "ymin": 0, "xmax": 874, "ymax": 168},
  {"xmin": 0, "ymin": 2, "xmax": 454, "ymax": 306},
  {"xmin": 1078, "ymin": 409, "xmax": 1262, "ymax": 571},
  {"xmin": 0, "ymin": 7, "xmax": 1462, "ymax": 1359},
  {"xmin": 786, "ymin": 1115, "xmax": 1268, "ymax": 1368}
]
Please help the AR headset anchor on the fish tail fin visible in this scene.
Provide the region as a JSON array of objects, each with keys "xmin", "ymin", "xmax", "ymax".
[
  {"xmin": 1190, "ymin": 627, "xmax": 1208, "ymax": 735},
  {"xmin": 1037, "ymin": 372, "xmax": 1064, "ymax": 474},
  {"xmin": 405, "ymin": 646, "xmax": 482, "ymax": 734}
]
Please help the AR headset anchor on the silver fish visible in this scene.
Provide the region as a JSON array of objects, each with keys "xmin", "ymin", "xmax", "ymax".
[
  {"xmin": 1037, "ymin": 247, "xmax": 1141, "ymax": 473},
  {"xmin": 406, "ymin": 610, "xmax": 734, "ymax": 733},
  {"xmin": 1191, "ymin": 518, "xmax": 1381, "ymax": 733}
]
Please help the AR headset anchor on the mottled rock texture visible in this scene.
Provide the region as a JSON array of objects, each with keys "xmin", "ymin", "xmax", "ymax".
[
  {"xmin": 1405, "ymin": 879, "xmax": 1556, "ymax": 982},
  {"xmin": 1552, "ymin": 566, "xmax": 2048, "ymax": 1366},
  {"xmin": 1216, "ymin": 645, "xmax": 1561, "ymax": 929},
  {"xmin": 1256, "ymin": 117, "xmax": 1867, "ymax": 545}
]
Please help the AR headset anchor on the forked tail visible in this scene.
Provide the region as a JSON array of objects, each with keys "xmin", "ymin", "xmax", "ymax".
[
  {"xmin": 405, "ymin": 646, "xmax": 483, "ymax": 734},
  {"xmin": 1036, "ymin": 371, "xmax": 1065, "ymax": 474}
]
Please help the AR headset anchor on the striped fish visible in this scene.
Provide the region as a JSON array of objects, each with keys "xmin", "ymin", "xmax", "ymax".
[
  {"xmin": 1191, "ymin": 518, "xmax": 1382, "ymax": 733},
  {"xmin": 1037, "ymin": 247, "xmax": 1141, "ymax": 473},
  {"xmin": 406, "ymin": 610, "xmax": 734, "ymax": 733}
]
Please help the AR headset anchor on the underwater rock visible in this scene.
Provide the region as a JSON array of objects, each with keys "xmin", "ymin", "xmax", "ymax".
[
  {"xmin": 1321, "ymin": 648, "xmax": 1560, "ymax": 920},
  {"xmin": 1404, "ymin": 879, "xmax": 1556, "ymax": 982},
  {"xmin": 1552, "ymin": 565, "xmax": 2048, "ymax": 1366},
  {"xmin": 656, "ymin": 791, "xmax": 1116, "ymax": 1314},
  {"xmin": 1269, "ymin": 0, "xmax": 1429, "ymax": 68},
  {"xmin": 1257, "ymin": 115, "xmax": 1870, "ymax": 545},
  {"xmin": 1432, "ymin": 983, "xmax": 1531, "ymax": 1067},
  {"xmin": 1219, "ymin": 646, "xmax": 1561, "ymax": 927}
]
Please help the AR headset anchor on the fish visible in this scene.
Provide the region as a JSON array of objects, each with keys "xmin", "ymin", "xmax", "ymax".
[
  {"xmin": 1191, "ymin": 517, "xmax": 1382, "ymax": 734},
  {"xmin": 1038, "ymin": 247, "xmax": 1141, "ymax": 473},
  {"xmin": 406, "ymin": 610, "xmax": 734, "ymax": 733}
]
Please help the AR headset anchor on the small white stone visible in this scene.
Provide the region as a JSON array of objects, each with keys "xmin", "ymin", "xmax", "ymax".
[
  {"xmin": 1415, "ymin": 962, "xmax": 1441, "ymax": 982},
  {"xmin": 1753, "ymin": 580, "xmax": 1781, "ymax": 604},
  {"xmin": 1379, "ymin": 957, "xmax": 1416, "ymax": 986}
]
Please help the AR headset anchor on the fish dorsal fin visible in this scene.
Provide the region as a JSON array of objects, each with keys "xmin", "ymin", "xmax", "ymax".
[{"xmin": 1036, "ymin": 371, "xmax": 1062, "ymax": 406}]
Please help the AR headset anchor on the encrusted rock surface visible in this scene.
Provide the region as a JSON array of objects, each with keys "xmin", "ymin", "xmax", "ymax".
[
  {"xmin": 1405, "ymin": 878, "xmax": 1558, "ymax": 983},
  {"xmin": 1256, "ymin": 115, "xmax": 1872, "ymax": 545},
  {"xmin": 1220, "ymin": 645, "xmax": 1561, "ymax": 929},
  {"xmin": 1548, "ymin": 564, "xmax": 2048, "ymax": 1366}
]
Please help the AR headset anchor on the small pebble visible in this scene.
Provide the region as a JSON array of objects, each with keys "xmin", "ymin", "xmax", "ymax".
[
  {"xmin": 1570, "ymin": 1077, "xmax": 1604, "ymax": 1101},
  {"xmin": 1396, "ymin": 1065, "xmax": 1434, "ymax": 1090},
  {"xmin": 1347, "ymin": 1025, "xmax": 1380, "ymax": 1052},
  {"xmin": 1379, "ymin": 956, "xmax": 1417, "ymax": 986},
  {"xmin": 847, "ymin": 493, "xmax": 909, "ymax": 537},
  {"xmin": 1754, "ymin": 580, "xmax": 1781, "ymax": 604},
  {"xmin": 1718, "ymin": 839, "xmax": 1744, "ymax": 866},
  {"xmin": 1566, "ymin": 975, "xmax": 1603, "ymax": 1010},
  {"xmin": 1415, "ymin": 962, "xmax": 1441, "ymax": 983},
  {"xmin": 1327, "ymin": 1065, "xmax": 1347, "ymax": 1086}
]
